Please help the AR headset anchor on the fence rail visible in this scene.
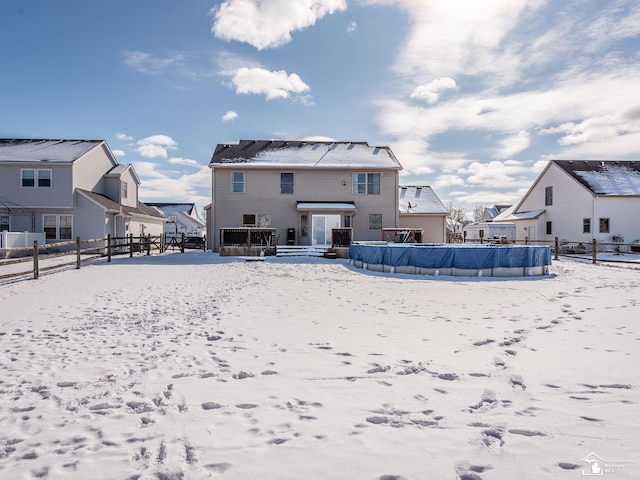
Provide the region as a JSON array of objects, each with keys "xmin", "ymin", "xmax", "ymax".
[{"xmin": 0, "ymin": 234, "xmax": 166, "ymax": 282}]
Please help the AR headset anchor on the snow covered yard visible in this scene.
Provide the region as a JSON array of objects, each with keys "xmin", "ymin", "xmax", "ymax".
[{"xmin": 0, "ymin": 252, "xmax": 638, "ymax": 479}]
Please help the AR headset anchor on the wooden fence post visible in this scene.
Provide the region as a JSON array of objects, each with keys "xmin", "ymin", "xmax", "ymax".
[
  {"xmin": 180, "ymin": 233, "xmax": 185, "ymax": 253},
  {"xmin": 129, "ymin": 234, "xmax": 134, "ymax": 258},
  {"xmin": 76, "ymin": 236, "xmax": 81, "ymax": 269},
  {"xmin": 107, "ymin": 234, "xmax": 112, "ymax": 262},
  {"xmin": 592, "ymin": 238, "xmax": 597, "ymax": 264},
  {"xmin": 146, "ymin": 234, "xmax": 151, "ymax": 256},
  {"xmin": 33, "ymin": 240, "xmax": 39, "ymax": 280},
  {"xmin": 554, "ymin": 237, "xmax": 559, "ymax": 260}
]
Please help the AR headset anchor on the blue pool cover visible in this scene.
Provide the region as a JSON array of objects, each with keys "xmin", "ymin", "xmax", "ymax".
[{"xmin": 349, "ymin": 244, "xmax": 552, "ymax": 269}]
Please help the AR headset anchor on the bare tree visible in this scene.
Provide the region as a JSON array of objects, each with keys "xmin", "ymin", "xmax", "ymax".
[
  {"xmin": 473, "ymin": 205, "xmax": 484, "ymax": 223},
  {"xmin": 446, "ymin": 202, "xmax": 470, "ymax": 240}
]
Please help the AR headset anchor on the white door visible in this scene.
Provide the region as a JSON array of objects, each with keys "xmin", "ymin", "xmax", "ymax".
[{"xmin": 311, "ymin": 214, "xmax": 341, "ymax": 246}]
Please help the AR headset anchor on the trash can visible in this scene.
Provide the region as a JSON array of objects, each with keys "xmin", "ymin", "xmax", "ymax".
[{"xmin": 287, "ymin": 228, "xmax": 295, "ymax": 245}]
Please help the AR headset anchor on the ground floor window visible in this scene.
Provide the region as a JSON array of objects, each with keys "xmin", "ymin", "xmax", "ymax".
[
  {"xmin": 546, "ymin": 221, "xmax": 552, "ymax": 235},
  {"xmin": 300, "ymin": 215, "xmax": 308, "ymax": 237},
  {"xmin": 43, "ymin": 214, "xmax": 72, "ymax": 240},
  {"xmin": 369, "ymin": 214, "xmax": 382, "ymax": 229},
  {"xmin": 1, "ymin": 214, "xmax": 9, "ymax": 231},
  {"xmin": 599, "ymin": 218, "xmax": 610, "ymax": 233},
  {"xmin": 583, "ymin": 218, "xmax": 591, "ymax": 234},
  {"xmin": 344, "ymin": 215, "xmax": 351, "ymax": 228}
]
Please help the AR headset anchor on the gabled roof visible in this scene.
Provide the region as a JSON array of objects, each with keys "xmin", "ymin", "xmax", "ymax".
[
  {"xmin": 77, "ymin": 189, "xmax": 165, "ymax": 220},
  {"xmin": 552, "ymin": 160, "xmax": 640, "ymax": 195},
  {"xmin": 146, "ymin": 202, "xmax": 199, "ymax": 219},
  {"xmin": 398, "ymin": 186, "xmax": 447, "ymax": 214},
  {"xmin": 210, "ymin": 140, "xmax": 402, "ymax": 169},
  {"xmin": 494, "ymin": 205, "xmax": 545, "ymax": 221},
  {"xmin": 105, "ymin": 163, "xmax": 141, "ymax": 185},
  {"xmin": 0, "ymin": 139, "xmax": 103, "ymax": 163}
]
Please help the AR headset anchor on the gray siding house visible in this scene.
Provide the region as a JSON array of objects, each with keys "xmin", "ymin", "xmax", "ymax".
[
  {"xmin": 0, "ymin": 139, "xmax": 164, "ymax": 245},
  {"xmin": 208, "ymin": 140, "xmax": 403, "ymax": 251}
]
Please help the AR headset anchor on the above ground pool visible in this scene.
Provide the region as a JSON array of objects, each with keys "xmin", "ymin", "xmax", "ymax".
[{"xmin": 349, "ymin": 243, "xmax": 552, "ymax": 277}]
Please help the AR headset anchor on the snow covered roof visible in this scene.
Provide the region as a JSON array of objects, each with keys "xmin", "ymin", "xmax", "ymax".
[
  {"xmin": 0, "ymin": 139, "xmax": 103, "ymax": 163},
  {"xmin": 494, "ymin": 205, "xmax": 545, "ymax": 221},
  {"xmin": 210, "ymin": 140, "xmax": 402, "ymax": 170},
  {"xmin": 398, "ymin": 186, "xmax": 447, "ymax": 214},
  {"xmin": 106, "ymin": 163, "xmax": 140, "ymax": 184},
  {"xmin": 146, "ymin": 203, "xmax": 198, "ymax": 218},
  {"xmin": 554, "ymin": 160, "xmax": 640, "ymax": 196}
]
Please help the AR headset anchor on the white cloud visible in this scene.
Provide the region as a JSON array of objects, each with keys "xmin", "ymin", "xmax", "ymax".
[
  {"xmin": 168, "ymin": 157, "xmax": 201, "ymax": 168},
  {"xmin": 123, "ymin": 51, "xmax": 186, "ymax": 76},
  {"xmin": 136, "ymin": 164, "xmax": 211, "ymax": 207},
  {"xmin": 347, "ymin": 21, "xmax": 358, "ymax": 34},
  {"xmin": 135, "ymin": 135, "xmax": 178, "ymax": 159},
  {"xmin": 211, "ymin": 0, "xmax": 347, "ymax": 50},
  {"xmin": 229, "ymin": 67, "xmax": 311, "ymax": 100},
  {"xmin": 494, "ymin": 130, "xmax": 531, "ymax": 159},
  {"xmin": 222, "ymin": 110, "xmax": 239, "ymax": 121},
  {"xmin": 112, "ymin": 150, "xmax": 125, "ymax": 157},
  {"xmin": 411, "ymin": 77, "xmax": 458, "ymax": 104},
  {"xmin": 115, "ymin": 132, "xmax": 133, "ymax": 141}
]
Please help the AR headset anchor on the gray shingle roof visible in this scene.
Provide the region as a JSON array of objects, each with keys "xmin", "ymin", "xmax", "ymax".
[
  {"xmin": 0, "ymin": 139, "xmax": 103, "ymax": 163},
  {"xmin": 553, "ymin": 160, "xmax": 640, "ymax": 195},
  {"xmin": 210, "ymin": 140, "xmax": 402, "ymax": 169}
]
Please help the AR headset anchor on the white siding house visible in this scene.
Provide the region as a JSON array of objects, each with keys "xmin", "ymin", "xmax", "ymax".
[
  {"xmin": 208, "ymin": 140, "xmax": 403, "ymax": 252},
  {"xmin": 0, "ymin": 139, "xmax": 164, "ymax": 246},
  {"xmin": 495, "ymin": 160, "xmax": 640, "ymax": 244}
]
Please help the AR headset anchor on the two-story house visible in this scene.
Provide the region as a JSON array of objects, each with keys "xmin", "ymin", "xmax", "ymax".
[
  {"xmin": 208, "ymin": 140, "xmax": 403, "ymax": 252},
  {"xmin": 495, "ymin": 160, "xmax": 640, "ymax": 244},
  {"xmin": 0, "ymin": 139, "xmax": 164, "ymax": 244}
]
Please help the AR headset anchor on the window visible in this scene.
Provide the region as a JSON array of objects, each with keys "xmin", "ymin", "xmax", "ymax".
[
  {"xmin": 545, "ymin": 186, "xmax": 553, "ymax": 206},
  {"xmin": 121, "ymin": 181, "xmax": 128, "ymax": 199},
  {"xmin": 242, "ymin": 214, "xmax": 256, "ymax": 226},
  {"xmin": 21, "ymin": 169, "xmax": 35, "ymax": 187},
  {"xmin": 369, "ymin": 214, "xmax": 382, "ymax": 229},
  {"xmin": 280, "ymin": 173, "xmax": 294, "ymax": 194},
  {"xmin": 1, "ymin": 215, "xmax": 9, "ymax": 232},
  {"xmin": 43, "ymin": 214, "xmax": 73, "ymax": 240},
  {"xmin": 546, "ymin": 221, "xmax": 552, "ymax": 235},
  {"xmin": 599, "ymin": 218, "xmax": 610, "ymax": 233},
  {"xmin": 22, "ymin": 169, "xmax": 51, "ymax": 188},
  {"xmin": 344, "ymin": 215, "xmax": 351, "ymax": 228},
  {"xmin": 232, "ymin": 172, "xmax": 245, "ymax": 193},
  {"xmin": 38, "ymin": 170, "xmax": 51, "ymax": 187},
  {"xmin": 353, "ymin": 173, "xmax": 380, "ymax": 194},
  {"xmin": 300, "ymin": 215, "xmax": 308, "ymax": 237},
  {"xmin": 583, "ymin": 218, "xmax": 591, "ymax": 234}
]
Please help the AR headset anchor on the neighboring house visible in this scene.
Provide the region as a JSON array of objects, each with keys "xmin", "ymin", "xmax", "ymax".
[
  {"xmin": 478, "ymin": 204, "xmax": 511, "ymax": 222},
  {"xmin": 398, "ymin": 186, "xmax": 447, "ymax": 243},
  {"xmin": 146, "ymin": 203, "xmax": 205, "ymax": 237},
  {"xmin": 494, "ymin": 160, "xmax": 640, "ymax": 244},
  {"xmin": 208, "ymin": 140, "xmax": 403, "ymax": 251},
  {"xmin": 0, "ymin": 139, "xmax": 164, "ymax": 244}
]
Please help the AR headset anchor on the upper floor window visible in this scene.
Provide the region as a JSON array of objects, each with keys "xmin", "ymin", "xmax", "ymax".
[
  {"xmin": 583, "ymin": 218, "xmax": 591, "ymax": 234},
  {"xmin": 353, "ymin": 173, "xmax": 380, "ymax": 195},
  {"xmin": 232, "ymin": 171, "xmax": 245, "ymax": 193},
  {"xmin": 121, "ymin": 181, "xmax": 128, "ymax": 199},
  {"xmin": 280, "ymin": 173, "xmax": 294, "ymax": 194},
  {"xmin": 22, "ymin": 169, "xmax": 52, "ymax": 188},
  {"xmin": 545, "ymin": 186, "xmax": 553, "ymax": 206},
  {"xmin": 599, "ymin": 218, "xmax": 610, "ymax": 233}
]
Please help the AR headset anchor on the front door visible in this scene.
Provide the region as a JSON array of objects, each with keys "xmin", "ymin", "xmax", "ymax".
[{"xmin": 311, "ymin": 214, "xmax": 341, "ymax": 246}]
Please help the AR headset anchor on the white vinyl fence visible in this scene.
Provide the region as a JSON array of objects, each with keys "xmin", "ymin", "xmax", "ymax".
[{"xmin": 0, "ymin": 231, "xmax": 46, "ymax": 249}]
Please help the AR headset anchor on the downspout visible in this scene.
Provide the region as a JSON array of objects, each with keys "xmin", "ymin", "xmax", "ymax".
[{"xmin": 592, "ymin": 195, "xmax": 597, "ymax": 242}]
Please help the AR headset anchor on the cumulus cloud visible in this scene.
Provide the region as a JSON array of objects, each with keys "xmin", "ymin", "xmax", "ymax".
[
  {"xmin": 211, "ymin": 0, "xmax": 347, "ymax": 50},
  {"xmin": 222, "ymin": 110, "xmax": 239, "ymax": 121},
  {"xmin": 135, "ymin": 135, "xmax": 178, "ymax": 159},
  {"xmin": 168, "ymin": 157, "xmax": 201, "ymax": 168},
  {"xmin": 494, "ymin": 130, "xmax": 531, "ymax": 159},
  {"xmin": 112, "ymin": 150, "xmax": 125, "ymax": 157},
  {"xmin": 347, "ymin": 21, "xmax": 358, "ymax": 34},
  {"xmin": 115, "ymin": 132, "xmax": 133, "ymax": 141},
  {"xmin": 411, "ymin": 77, "xmax": 458, "ymax": 104},
  {"xmin": 136, "ymin": 163, "xmax": 211, "ymax": 207},
  {"xmin": 229, "ymin": 67, "xmax": 311, "ymax": 100}
]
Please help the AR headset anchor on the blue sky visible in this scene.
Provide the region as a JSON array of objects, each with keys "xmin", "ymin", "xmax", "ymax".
[{"xmin": 2, "ymin": 1, "xmax": 639, "ymax": 214}]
